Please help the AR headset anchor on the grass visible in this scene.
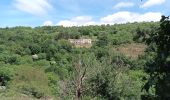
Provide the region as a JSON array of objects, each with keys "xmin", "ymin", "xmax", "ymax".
[
  {"xmin": 0, "ymin": 93, "xmax": 38, "ymax": 100},
  {"xmin": 0, "ymin": 92, "xmax": 58, "ymax": 100}
]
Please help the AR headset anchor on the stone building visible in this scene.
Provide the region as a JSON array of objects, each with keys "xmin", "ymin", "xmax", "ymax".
[{"xmin": 68, "ymin": 39, "xmax": 92, "ymax": 47}]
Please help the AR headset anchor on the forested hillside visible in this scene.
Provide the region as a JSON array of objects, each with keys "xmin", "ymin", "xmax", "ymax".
[{"xmin": 0, "ymin": 21, "xmax": 165, "ymax": 100}]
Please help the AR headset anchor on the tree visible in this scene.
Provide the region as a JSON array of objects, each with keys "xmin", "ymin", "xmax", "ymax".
[
  {"xmin": 69, "ymin": 53, "xmax": 99, "ymax": 100},
  {"xmin": 89, "ymin": 52, "xmax": 145, "ymax": 100},
  {"xmin": 143, "ymin": 16, "xmax": 170, "ymax": 99}
]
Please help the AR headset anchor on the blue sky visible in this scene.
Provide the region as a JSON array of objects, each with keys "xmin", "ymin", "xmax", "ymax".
[{"xmin": 0, "ymin": 0, "xmax": 169, "ymax": 27}]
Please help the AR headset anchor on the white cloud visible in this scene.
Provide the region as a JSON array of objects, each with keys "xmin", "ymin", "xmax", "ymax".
[
  {"xmin": 14, "ymin": 0, "xmax": 53, "ymax": 16},
  {"xmin": 100, "ymin": 11, "xmax": 162, "ymax": 24},
  {"xmin": 43, "ymin": 20, "xmax": 53, "ymax": 26},
  {"xmin": 57, "ymin": 16, "xmax": 96, "ymax": 27},
  {"xmin": 57, "ymin": 20, "xmax": 77, "ymax": 27},
  {"xmin": 141, "ymin": 0, "xmax": 165, "ymax": 8},
  {"xmin": 113, "ymin": 2, "xmax": 135, "ymax": 9},
  {"xmin": 57, "ymin": 12, "xmax": 161, "ymax": 27}
]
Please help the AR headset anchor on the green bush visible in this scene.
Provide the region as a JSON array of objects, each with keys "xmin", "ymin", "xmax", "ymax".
[
  {"xmin": 0, "ymin": 66, "xmax": 14, "ymax": 86},
  {"xmin": 0, "ymin": 52, "xmax": 20, "ymax": 65},
  {"xmin": 38, "ymin": 53, "xmax": 46, "ymax": 59},
  {"xmin": 47, "ymin": 72, "xmax": 60, "ymax": 96}
]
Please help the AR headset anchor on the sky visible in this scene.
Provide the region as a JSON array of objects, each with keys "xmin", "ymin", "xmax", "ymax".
[{"xmin": 0, "ymin": 0, "xmax": 169, "ymax": 27}]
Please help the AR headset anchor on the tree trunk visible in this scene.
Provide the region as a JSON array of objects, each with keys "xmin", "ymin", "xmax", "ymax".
[{"xmin": 76, "ymin": 87, "xmax": 81, "ymax": 100}]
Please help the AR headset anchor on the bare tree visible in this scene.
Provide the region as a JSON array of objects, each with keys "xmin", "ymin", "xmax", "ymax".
[
  {"xmin": 71, "ymin": 53, "xmax": 98, "ymax": 100},
  {"xmin": 73, "ymin": 59, "xmax": 87, "ymax": 100}
]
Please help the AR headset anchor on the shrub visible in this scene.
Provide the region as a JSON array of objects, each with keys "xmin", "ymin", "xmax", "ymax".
[
  {"xmin": 0, "ymin": 53, "xmax": 20, "ymax": 65},
  {"xmin": 0, "ymin": 66, "xmax": 14, "ymax": 86},
  {"xmin": 47, "ymin": 72, "xmax": 60, "ymax": 96}
]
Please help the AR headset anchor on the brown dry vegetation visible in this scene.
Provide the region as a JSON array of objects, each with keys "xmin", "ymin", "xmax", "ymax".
[
  {"xmin": 113, "ymin": 43, "xmax": 147, "ymax": 59},
  {"xmin": 74, "ymin": 44, "xmax": 92, "ymax": 48}
]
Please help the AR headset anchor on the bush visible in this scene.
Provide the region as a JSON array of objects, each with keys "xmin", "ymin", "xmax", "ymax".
[
  {"xmin": 0, "ymin": 66, "xmax": 14, "ymax": 86},
  {"xmin": 38, "ymin": 53, "xmax": 46, "ymax": 59},
  {"xmin": 111, "ymin": 32, "xmax": 133, "ymax": 45},
  {"xmin": 0, "ymin": 53, "xmax": 20, "ymax": 65},
  {"xmin": 47, "ymin": 72, "xmax": 60, "ymax": 96},
  {"xmin": 29, "ymin": 44, "xmax": 41, "ymax": 54}
]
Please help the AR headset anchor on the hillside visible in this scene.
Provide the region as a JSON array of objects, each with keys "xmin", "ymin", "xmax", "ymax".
[{"xmin": 0, "ymin": 22, "xmax": 159, "ymax": 99}]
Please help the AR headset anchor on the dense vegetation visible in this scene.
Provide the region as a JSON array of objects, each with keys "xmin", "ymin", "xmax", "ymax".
[{"xmin": 0, "ymin": 18, "xmax": 168, "ymax": 100}]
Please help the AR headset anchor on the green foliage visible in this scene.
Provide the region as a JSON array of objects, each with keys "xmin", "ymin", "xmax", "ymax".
[
  {"xmin": 29, "ymin": 44, "xmax": 41, "ymax": 54},
  {"xmin": 96, "ymin": 33, "xmax": 109, "ymax": 47},
  {"xmin": 11, "ymin": 66, "xmax": 51, "ymax": 98},
  {"xmin": 0, "ymin": 52, "xmax": 20, "ymax": 65},
  {"xmin": 46, "ymin": 64, "xmax": 69, "ymax": 80},
  {"xmin": 0, "ymin": 66, "xmax": 14, "ymax": 86},
  {"xmin": 87, "ymin": 53, "xmax": 146, "ymax": 100},
  {"xmin": 111, "ymin": 31, "xmax": 133, "ymax": 45},
  {"xmin": 0, "ymin": 22, "xmax": 160, "ymax": 99},
  {"xmin": 47, "ymin": 72, "xmax": 60, "ymax": 96},
  {"xmin": 37, "ymin": 53, "xmax": 46, "ymax": 60},
  {"xmin": 143, "ymin": 16, "xmax": 170, "ymax": 99}
]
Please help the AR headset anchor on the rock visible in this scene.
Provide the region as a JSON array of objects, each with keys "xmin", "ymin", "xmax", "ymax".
[
  {"xmin": 0, "ymin": 86, "xmax": 6, "ymax": 90},
  {"xmin": 32, "ymin": 54, "xmax": 38, "ymax": 60}
]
